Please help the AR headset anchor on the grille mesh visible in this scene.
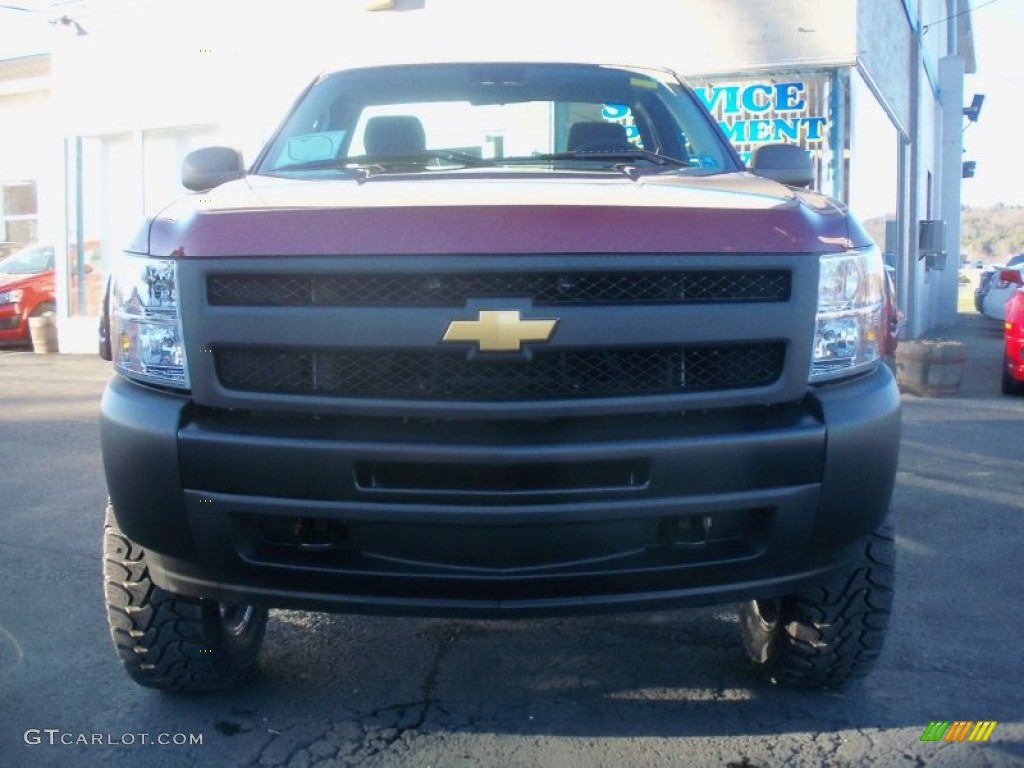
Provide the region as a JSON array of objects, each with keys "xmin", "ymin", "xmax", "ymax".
[
  {"xmin": 208, "ymin": 270, "xmax": 790, "ymax": 307},
  {"xmin": 215, "ymin": 344, "xmax": 785, "ymax": 400}
]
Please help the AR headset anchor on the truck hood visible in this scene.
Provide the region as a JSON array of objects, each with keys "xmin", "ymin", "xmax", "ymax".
[{"xmin": 140, "ymin": 170, "xmax": 862, "ymax": 258}]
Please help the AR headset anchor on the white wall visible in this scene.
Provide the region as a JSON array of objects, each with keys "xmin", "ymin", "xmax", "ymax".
[
  {"xmin": 937, "ymin": 55, "xmax": 965, "ymax": 327},
  {"xmin": 416, "ymin": 0, "xmax": 859, "ymax": 77}
]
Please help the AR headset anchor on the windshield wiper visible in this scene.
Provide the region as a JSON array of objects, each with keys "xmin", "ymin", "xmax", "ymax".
[
  {"xmin": 271, "ymin": 151, "xmax": 495, "ymax": 177},
  {"xmin": 266, "ymin": 160, "xmax": 371, "ymax": 178},
  {"xmin": 349, "ymin": 150, "xmax": 496, "ymax": 169},
  {"xmin": 505, "ymin": 149, "xmax": 690, "ymax": 168}
]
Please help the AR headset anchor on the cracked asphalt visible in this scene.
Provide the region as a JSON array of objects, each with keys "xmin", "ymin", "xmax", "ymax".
[{"xmin": 1, "ymin": 311, "xmax": 1023, "ymax": 767}]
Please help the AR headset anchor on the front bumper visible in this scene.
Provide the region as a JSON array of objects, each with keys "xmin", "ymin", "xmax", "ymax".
[
  {"xmin": 0, "ymin": 305, "xmax": 26, "ymax": 340},
  {"xmin": 101, "ymin": 365, "xmax": 900, "ymax": 617}
]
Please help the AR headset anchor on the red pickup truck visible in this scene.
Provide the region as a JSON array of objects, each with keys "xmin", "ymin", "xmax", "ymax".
[{"xmin": 99, "ymin": 60, "xmax": 900, "ymax": 693}]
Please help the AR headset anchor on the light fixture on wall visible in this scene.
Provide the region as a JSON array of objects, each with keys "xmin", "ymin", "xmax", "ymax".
[{"xmin": 963, "ymin": 94, "xmax": 984, "ymax": 123}]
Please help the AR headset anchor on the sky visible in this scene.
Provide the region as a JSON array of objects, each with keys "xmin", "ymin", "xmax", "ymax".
[
  {"xmin": 0, "ymin": 0, "xmax": 1021, "ymax": 208},
  {"xmin": 961, "ymin": 0, "xmax": 1024, "ymax": 208}
]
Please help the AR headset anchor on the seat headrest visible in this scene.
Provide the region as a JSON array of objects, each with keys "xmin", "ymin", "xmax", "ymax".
[
  {"xmin": 567, "ymin": 122, "xmax": 632, "ymax": 151},
  {"xmin": 363, "ymin": 115, "xmax": 426, "ymax": 157}
]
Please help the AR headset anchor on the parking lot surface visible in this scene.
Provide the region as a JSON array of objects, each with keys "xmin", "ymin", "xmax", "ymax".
[{"xmin": 1, "ymin": 312, "xmax": 1022, "ymax": 767}]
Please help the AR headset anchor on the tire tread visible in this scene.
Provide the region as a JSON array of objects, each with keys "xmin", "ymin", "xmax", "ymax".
[
  {"xmin": 102, "ymin": 504, "xmax": 267, "ymax": 693},
  {"xmin": 742, "ymin": 518, "xmax": 895, "ymax": 688}
]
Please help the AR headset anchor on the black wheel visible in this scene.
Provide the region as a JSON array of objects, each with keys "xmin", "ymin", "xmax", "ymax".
[
  {"xmin": 739, "ymin": 516, "xmax": 895, "ymax": 688},
  {"xmin": 1002, "ymin": 354, "xmax": 1024, "ymax": 395},
  {"xmin": 102, "ymin": 503, "xmax": 268, "ymax": 692}
]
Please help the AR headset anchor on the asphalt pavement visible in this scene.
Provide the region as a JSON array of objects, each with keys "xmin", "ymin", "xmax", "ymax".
[{"xmin": 0, "ymin": 311, "xmax": 1022, "ymax": 767}]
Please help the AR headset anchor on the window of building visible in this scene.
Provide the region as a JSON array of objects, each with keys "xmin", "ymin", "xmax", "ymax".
[
  {"xmin": 848, "ymin": 72, "xmax": 905, "ymax": 265},
  {"xmin": 2, "ymin": 180, "xmax": 38, "ymax": 244},
  {"xmin": 64, "ymin": 125, "xmax": 218, "ymax": 317},
  {"xmin": 690, "ymin": 71, "xmax": 839, "ymax": 196}
]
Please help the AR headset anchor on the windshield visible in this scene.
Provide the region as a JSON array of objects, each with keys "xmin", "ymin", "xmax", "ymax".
[
  {"xmin": 256, "ymin": 63, "xmax": 740, "ymax": 178},
  {"xmin": 0, "ymin": 244, "xmax": 54, "ymax": 275}
]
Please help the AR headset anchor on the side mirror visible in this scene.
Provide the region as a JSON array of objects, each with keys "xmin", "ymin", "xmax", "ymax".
[
  {"xmin": 182, "ymin": 146, "xmax": 245, "ymax": 192},
  {"xmin": 749, "ymin": 143, "xmax": 814, "ymax": 188},
  {"xmin": 1000, "ymin": 269, "xmax": 1023, "ymax": 285}
]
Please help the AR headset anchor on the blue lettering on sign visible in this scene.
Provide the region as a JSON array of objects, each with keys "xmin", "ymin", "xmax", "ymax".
[
  {"xmin": 803, "ymin": 116, "xmax": 826, "ymax": 140},
  {"xmin": 720, "ymin": 122, "xmax": 746, "ymax": 143},
  {"xmin": 774, "ymin": 119, "xmax": 799, "ymax": 141},
  {"xmin": 601, "ymin": 104, "xmax": 631, "ymax": 121},
  {"xmin": 774, "ymin": 81, "xmax": 806, "ymax": 111},
  {"xmin": 695, "ymin": 85, "xmax": 735, "ymax": 113},
  {"xmin": 697, "ymin": 82, "xmax": 810, "ymax": 115},
  {"xmin": 601, "ymin": 103, "xmax": 643, "ymax": 147},
  {"xmin": 716, "ymin": 117, "xmax": 827, "ymax": 143},
  {"xmin": 697, "ymin": 80, "xmax": 827, "ymax": 147},
  {"xmin": 741, "ymin": 84, "xmax": 773, "ymax": 113},
  {"xmin": 748, "ymin": 119, "xmax": 772, "ymax": 142}
]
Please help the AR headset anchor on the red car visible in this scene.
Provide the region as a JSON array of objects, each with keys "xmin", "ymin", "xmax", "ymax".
[
  {"xmin": 0, "ymin": 243, "xmax": 56, "ymax": 344},
  {"xmin": 0, "ymin": 241, "xmax": 104, "ymax": 344},
  {"xmin": 1002, "ymin": 270, "xmax": 1024, "ymax": 394}
]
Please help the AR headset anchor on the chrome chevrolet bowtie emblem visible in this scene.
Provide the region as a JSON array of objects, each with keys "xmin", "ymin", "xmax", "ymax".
[{"xmin": 442, "ymin": 310, "xmax": 558, "ymax": 352}]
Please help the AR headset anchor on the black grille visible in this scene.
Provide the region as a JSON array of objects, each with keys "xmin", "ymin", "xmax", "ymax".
[
  {"xmin": 208, "ymin": 270, "xmax": 790, "ymax": 307},
  {"xmin": 215, "ymin": 344, "xmax": 785, "ymax": 400}
]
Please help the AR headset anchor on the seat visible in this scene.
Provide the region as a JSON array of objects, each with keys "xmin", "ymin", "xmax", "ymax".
[
  {"xmin": 567, "ymin": 121, "xmax": 633, "ymax": 152},
  {"xmin": 363, "ymin": 115, "xmax": 426, "ymax": 157}
]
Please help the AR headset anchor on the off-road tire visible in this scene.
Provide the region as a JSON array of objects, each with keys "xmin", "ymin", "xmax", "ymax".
[
  {"xmin": 739, "ymin": 516, "xmax": 895, "ymax": 688},
  {"xmin": 103, "ymin": 503, "xmax": 268, "ymax": 692}
]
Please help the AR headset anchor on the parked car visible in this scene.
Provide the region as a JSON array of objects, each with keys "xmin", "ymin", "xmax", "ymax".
[
  {"xmin": 0, "ymin": 241, "xmax": 102, "ymax": 344},
  {"xmin": 982, "ymin": 265, "xmax": 1024, "ymax": 321},
  {"xmin": 976, "ymin": 253, "xmax": 1024, "ymax": 315},
  {"xmin": 1002, "ymin": 272, "xmax": 1024, "ymax": 394},
  {"xmin": 975, "ymin": 267, "xmax": 999, "ymax": 312},
  {"xmin": 0, "ymin": 243, "xmax": 56, "ymax": 344}
]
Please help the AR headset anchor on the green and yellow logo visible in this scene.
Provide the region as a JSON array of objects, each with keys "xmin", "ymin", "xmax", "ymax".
[{"xmin": 921, "ymin": 721, "xmax": 997, "ymax": 742}]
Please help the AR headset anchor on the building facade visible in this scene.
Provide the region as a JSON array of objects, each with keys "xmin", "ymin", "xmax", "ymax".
[{"xmin": 0, "ymin": 0, "xmax": 975, "ymax": 350}]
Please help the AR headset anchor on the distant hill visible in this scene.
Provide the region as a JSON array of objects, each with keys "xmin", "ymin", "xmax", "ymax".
[
  {"xmin": 863, "ymin": 205, "xmax": 1024, "ymax": 265},
  {"xmin": 959, "ymin": 205, "xmax": 1024, "ymax": 263}
]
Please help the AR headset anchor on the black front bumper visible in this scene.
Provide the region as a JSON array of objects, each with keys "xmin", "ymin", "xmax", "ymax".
[{"xmin": 100, "ymin": 365, "xmax": 900, "ymax": 617}]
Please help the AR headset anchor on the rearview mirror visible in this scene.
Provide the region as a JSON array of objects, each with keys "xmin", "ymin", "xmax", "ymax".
[
  {"xmin": 749, "ymin": 144, "xmax": 814, "ymax": 188},
  {"xmin": 182, "ymin": 146, "xmax": 245, "ymax": 192}
]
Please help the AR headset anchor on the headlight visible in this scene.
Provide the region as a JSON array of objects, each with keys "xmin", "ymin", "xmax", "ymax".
[
  {"xmin": 110, "ymin": 253, "xmax": 189, "ymax": 389},
  {"xmin": 0, "ymin": 289, "xmax": 24, "ymax": 304},
  {"xmin": 810, "ymin": 245, "xmax": 885, "ymax": 382}
]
